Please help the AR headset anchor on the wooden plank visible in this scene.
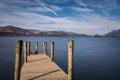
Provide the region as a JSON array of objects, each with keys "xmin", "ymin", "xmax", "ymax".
[{"xmin": 20, "ymin": 54, "xmax": 68, "ymax": 80}]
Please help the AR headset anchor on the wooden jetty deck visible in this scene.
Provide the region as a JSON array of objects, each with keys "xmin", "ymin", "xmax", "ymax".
[
  {"xmin": 14, "ymin": 40, "xmax": 74, "ymax": 80},
  {"xmin": 20, "ymin": 54, "xmax": 68, "ymax": 80}
]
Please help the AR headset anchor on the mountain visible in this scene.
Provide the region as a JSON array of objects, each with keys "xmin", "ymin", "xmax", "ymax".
[
  {"xmin": 0, "ymin": 25, "xmax": 83, "ymax": 36},
  {"xmin": 105, "ymin": 29, "xmax": 120, "ymax": 37},
  {"xmin": 4, "ymin": 25, "xmax": 33, "ymax": 35},
  {"xmin": 0, "ymin": 26, "xmax": 13, "ymax": 32}
]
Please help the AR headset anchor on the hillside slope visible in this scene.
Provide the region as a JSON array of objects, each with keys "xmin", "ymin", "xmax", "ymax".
[
  {"xmin": 105, "ymin": 29, "xmax": 120, "ymax": 37},
  {"xmin": 0, "ymin": 25, "xmax": 81, "ymax": 36}
]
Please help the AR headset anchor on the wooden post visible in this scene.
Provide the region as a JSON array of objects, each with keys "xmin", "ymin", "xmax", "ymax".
[
  {"xmin": 14, "ymin": 40, "xmax": 23, "ymax": 80},
  {"xmin": 24, "ymin": 41, "xmax": 27, "ymax": 63},
  {"xmin": 28, "ymin": 42, "xmax": 31, "ymax": 56},
  {"xmin": 35, "ymin": 42, "xmax": 38, "ymax": 54},
  {"xmin": 50, "ymin": 41, "xmax": 54, "ymax": 61},
  {"xmin": 68, "ymin": 40, "xmax": 74, "ymax": 80},
  {"xmin": 28, "ymin": 42, "xmax": 29, "ymax": 56},
  {"xmin": 43, "ymin": 41, "xmax": 47, "ymax": 55}
]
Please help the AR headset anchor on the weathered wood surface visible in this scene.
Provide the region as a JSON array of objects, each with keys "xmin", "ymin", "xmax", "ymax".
[
  {"xmin": 35, "ymin": 42, "xmax": 38, "ymax": 54},
  {"xmin": 50, "ymin": 42, "xmax": 54, "ymax": 61},
  {"xmin": 43, "ymin": 42, "xmax": 47, "ymax": 55},
  {"xmin": 20, "ymin": 54, "xmax": 68, "ymax": 80},
  {"xmin": 14, "ymin": 40, "xmax": 23, "ymax": 80},
  {"xmin": 24, "ymin": 41, "xmax": 27, "ymax": 63},
  {"xmin": 68, "ymin": 40, "xmax": 74, "ymax": 80}
]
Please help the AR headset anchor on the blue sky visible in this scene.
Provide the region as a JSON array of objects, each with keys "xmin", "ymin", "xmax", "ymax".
[{"xmin": 0, "ymin": 0, "xmax": 120, "ymax": 35}]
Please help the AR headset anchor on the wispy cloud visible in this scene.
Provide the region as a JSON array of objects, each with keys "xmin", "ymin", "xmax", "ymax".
[
  {"xmin": 27, "ymin": 7, "xmax": 50, "ymax": 12},
  {"xmin": 0, "ymin": 0, "xmax": 61, "ymax": 15},
  {"xmin": 74, "ymin": 0, "xmax": 118, "ymax": 16},
  {"xmin": 71, "ymin": 7, "xmax": 94, "ymax": 13},
  {"xmin": 12, "ymin": 0, "xmax": 32, "ymax": 5},
  {"xmin": 75, "ymin": 0, "xmax": 117, "ymax": 9},
  {"xmin": 96, "ymin": 0, "xmax": 117, "ymax": 9},
  {"xmin": 0, "ymin": 2, "xmax": 6, "ymax": 8},
  {"xmin": 50, "ymin": 5, "xmax": 62, "ymax": 11},
  {"xmin": 41, "ymin": 0, "xmax": 69, "ymax": 4},
  {"xmin": 101, "ymin": 0, "xmax": 118, "ymax": 16},
  {"xmin": 74, "ymin": 0, "xmax": 86, "ymax": 7},
  {"xmin": 36, "ymin": 0, "xmax": 58, "ymax": 16}
]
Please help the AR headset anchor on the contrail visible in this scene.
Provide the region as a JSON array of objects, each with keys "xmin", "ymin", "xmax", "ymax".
[{"xmin": 36, "ymin": 0, "xmax": 58, "ymax": 16}]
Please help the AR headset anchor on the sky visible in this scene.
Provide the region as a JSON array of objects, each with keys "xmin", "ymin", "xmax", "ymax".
[{"xmin": 0, "ymin": 0, "xmax": 120, "ymax": 35}]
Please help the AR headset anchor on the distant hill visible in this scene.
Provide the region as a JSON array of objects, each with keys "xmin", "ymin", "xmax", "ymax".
[
  {"xmin": 0, "ymin": 26, "xmax": 13, "ymax": 32},
  {"xmin": 105, "ymin": 29, "xmax": 120, "ymax": 37},
  {"xmin": 4, "ymin": 25, "xmax": 29, "ymax": 33},
  {"xmin": 0, "ymin": 25, "xmax": 84, "ymax": 36}
]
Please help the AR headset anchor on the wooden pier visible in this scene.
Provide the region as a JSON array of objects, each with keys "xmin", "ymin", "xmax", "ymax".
[
  {"xmin": 14, "ymin": 40, "xmax": 74, "ymax": 80},
  {"xmin": 21, "ymin": 54, "xmax": 67, "ymax": 80}
]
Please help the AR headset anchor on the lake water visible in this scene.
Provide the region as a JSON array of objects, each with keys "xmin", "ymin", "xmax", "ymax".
[{"xmin": 0, "ymin": 37, "xmax": 120, "ymax": 80}]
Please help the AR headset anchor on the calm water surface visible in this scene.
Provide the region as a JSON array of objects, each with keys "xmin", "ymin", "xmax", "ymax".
[{"xmin": 0, "ymin": 37, "xmax": 120, "ymax": 80}]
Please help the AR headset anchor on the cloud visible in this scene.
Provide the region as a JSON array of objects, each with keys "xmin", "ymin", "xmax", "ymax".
[
  {"xmin": 74, "ymin": 0, "xmax": 118, "ymax": 16},
  {"xmin": 0, "ymin": 0, "xmax": 61, "ymax": 15},
  {"xmin": 35, "ymin": 0, "xmax": 58, "ymax": 16},
  {"xmin": 50, "ymin": 5, "xmax": 62, "ymax": 11},
  {"xmin": 0, "ymin": 10, "xmax": 120, "ymax": 35},
  {"xmin": 11, "ymin": 0, "xmax": 32, "ymax": 5},
  {"xmin": 74, "ymin": 0, "xmax": 86, "ymax": 7},
  {"xmin": 100, "ymin": 0, "xmax": 118, "ymax": 16},
  {"xmin": 27, "ymin": 7, "xmax": 49, "ymax": 12},
  {"xmin": 0, "ymin": 0, "xmax": 120, "ymax": 35},
  {"xmin": 0, "ymin": 1, "xmax": 32, "ymax": 12},
  {"xmin": 71, "ymin": 7, "xmax": 94, "ymax": 13},
  {"xmin": 97, "ymin": 0, "xmax": 117, "ymax": 9},
  {"xmin": 41, "ymin": 0, "xmax": 69, "ymax": 4},
  {"xmin": 0, "ymin": 2, "xmax": 7, "ymax": 8},
  {"xmin": 75, "ymin": 0, "xmax": 117, "ymax": 9}
]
